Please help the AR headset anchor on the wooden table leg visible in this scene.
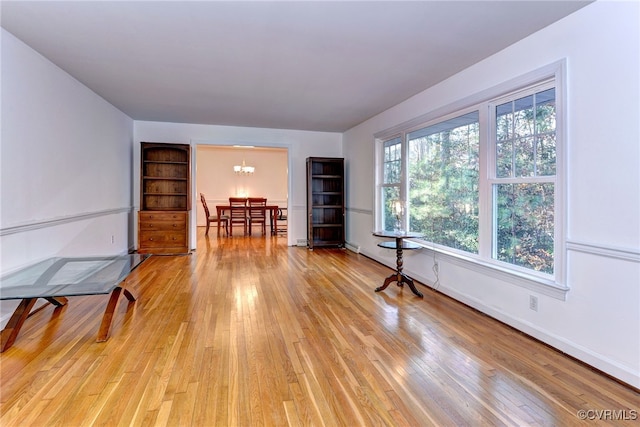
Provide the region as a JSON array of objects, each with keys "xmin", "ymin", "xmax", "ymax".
[
  {"xmin": 45, "ymin": 296, "xmax": 69, "ymax": 306},
  {"xmin": 398, "ymin": 273, "xmax": 423, "ymax": 298},
  {"xmin": 375, "ymin": 237, "xmax": 424, "ymax": 298},
  {"xmin": 271, "ymin": 207, "xmax": 277, "ymax": 235},
  {"xmin": 216, "ymin": 206, "xmax": 223, "ymax": 235},
  {"xmin": 1, "ymin": 298, "xmax": 38, "ymax": 352},
  {"xmin": 96, "ymin": 285, "xmax": 136, "ymax": 343},
  {"xmin": 375, "ymin": 274, "xmax": 396, "ymax": 293},
  {"xmin": 1, "ymin": 297, "xmax": 71, "ymax": 352}
]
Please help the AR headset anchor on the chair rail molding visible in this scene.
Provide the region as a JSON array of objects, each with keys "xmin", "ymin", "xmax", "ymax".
[
  {"xmin": 566, "ymin": 240, "xmax": 640, "ymax": 263},
  {"xmin": 0, "ymin": 207, "xmax": 132, "ymax": 236}
]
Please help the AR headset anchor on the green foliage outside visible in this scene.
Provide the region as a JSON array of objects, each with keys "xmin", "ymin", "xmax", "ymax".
[
  {"xmin": 494, "ymin": 90, "xmax": 556, "ymax": 274},
  {"xmin": 408, "ymin": 121, "xmax": 480, "ymax": 253},
  {"xmin": 382, "ymin": 88, "xmax": 556, "ymax": 275}
]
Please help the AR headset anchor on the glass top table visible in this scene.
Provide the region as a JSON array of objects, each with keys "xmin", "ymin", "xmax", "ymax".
[{"xmin": 0, "ymin": 254, "xmax": 149, "ymax": 352}]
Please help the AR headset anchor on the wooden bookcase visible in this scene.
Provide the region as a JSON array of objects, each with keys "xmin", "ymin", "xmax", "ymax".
[
  {"xmin": 306, "ymin": 157, "xmax": 345, "ymax": 249},
  {"xmin": 138, "ymin": 142, "xmax": 190, "ymax": 254}
]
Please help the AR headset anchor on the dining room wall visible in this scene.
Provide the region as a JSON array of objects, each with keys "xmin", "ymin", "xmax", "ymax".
[{"xmin": 196, "ymin": 145, "xmax": 288, "ymax": 226}]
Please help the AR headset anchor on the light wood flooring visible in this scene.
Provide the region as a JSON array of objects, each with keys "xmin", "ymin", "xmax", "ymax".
[{"xmin": 1, "ymin": 228, "xmax": 638, "ymax": 426}]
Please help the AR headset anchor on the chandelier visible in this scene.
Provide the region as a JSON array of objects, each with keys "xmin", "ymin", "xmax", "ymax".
[{"xmin": 233, "ymin": 159, "xmax": 255, "ymax": 175}]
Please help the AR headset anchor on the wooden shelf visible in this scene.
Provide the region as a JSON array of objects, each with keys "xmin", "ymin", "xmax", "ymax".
[
  {"xmin": 307, "ymin": 157, "xmax": 345, "ymax": 249},
  {"xmin": 139, "ymin": 142, "xmax": 191, "ymax": 254}
]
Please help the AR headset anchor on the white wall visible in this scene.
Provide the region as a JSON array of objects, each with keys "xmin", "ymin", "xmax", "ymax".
[
  {"xmin": 343, "ymin": 1, "xmax": 640, "ymax": 388},
  {"xmin": 133, "ymin": 121, "xmax": 342, "ymax": 246},
  {"xmin": 0, "ymin": 30, "xmax": 134, "ymax": 324}
]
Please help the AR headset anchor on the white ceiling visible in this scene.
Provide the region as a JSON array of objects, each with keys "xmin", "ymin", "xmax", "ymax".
[{"xmin": 1, "ymin": 1, "xmax": 590, "ymax": 132}]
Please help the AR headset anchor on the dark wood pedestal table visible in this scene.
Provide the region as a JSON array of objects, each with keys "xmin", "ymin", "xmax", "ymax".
[
  {"xmin": 0, "ymin": 254, "xmax": 149, "ymax": 352},
  {"xmin": 373, "ymin": 230, "xmax": 424, "ymax": 298}
]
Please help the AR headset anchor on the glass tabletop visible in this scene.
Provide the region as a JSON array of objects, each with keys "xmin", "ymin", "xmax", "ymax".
[
  {"xmin": 0, "ymin": 254, "xmax": 149, "ymax": 300},
  {"xmin": 372, "ymin": 230, "xmax": 424, "ymax": 239}
]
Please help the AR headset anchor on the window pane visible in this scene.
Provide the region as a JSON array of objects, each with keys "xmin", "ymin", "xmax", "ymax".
[
  {"xmin": 513, "ymin": 95, "xmax": 535, "ymax": 138},
  {"xmin": 384, "ymin": 161, "xmax": 400, "ymax": 183},
  {"xmin": 383, "ymin": 138, "xmax": 401, "ymax": 184},
  {"xmin": 535, "ymin": 88, "xmax": 556, "ymax": 176},
  {"xmin": 496, "ymin": 89, "xmax": 556, "ymax": 178},
  {"xmin": 515, "ymin": 137, "xmax": 535, "ymax": 177},
  {"xmin": 536, "ymin": 89, "xmax": 556, "ymax": 133},
  {"xmin": 496, "ymin": 140, "xmax": 512, "ymax": 178},
  {"xmin": 537, "ymin": 134, "xmax": 556, "ymax": 176},
  {"xmin": 496, "ymin": 106, "xmax": 512, "ymax": 142},
  {"xmin": 408, "ymin": 112, "xmax": 480, "ymax": 253},
  {"xmin": 494, "ymin": 183, "xmax": 554, "ymax": 273},
  {"xmin": 382, "ymin": 186, "xmax": 400, "ymax": 231}
]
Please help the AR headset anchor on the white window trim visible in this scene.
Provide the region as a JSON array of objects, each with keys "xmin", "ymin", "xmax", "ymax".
[
  {"xmin": 377, "ymin": 133, "xmax": 403, "ymax": 228},
  {"xmin": 374, "ymin": 60, "xmax": 568, "ymax": 298}
]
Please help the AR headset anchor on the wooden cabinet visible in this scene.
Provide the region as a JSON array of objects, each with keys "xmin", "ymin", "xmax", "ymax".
[
  {"xmin": 306, "ymin": 157, "xmax": 345, "ymax": 249},
  {"xmin": 138, "ymin": 211, "xmax": 188, "ymax": 254},
  {"xmin": 138, "ymin": 142, "xmax": 190, "ymax": 254},
  {"xmin": 140, "ymin": 142, "xmax": 190, "ymax": 211}
]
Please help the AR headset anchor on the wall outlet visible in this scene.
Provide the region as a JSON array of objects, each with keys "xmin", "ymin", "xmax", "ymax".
[
  {"xmin": 111, "ymin": 235, "xmax": 115, "ymax": 244},
  {"xmin": 529, "ymin": 295, "xmax": 538, "ymax": 311}
]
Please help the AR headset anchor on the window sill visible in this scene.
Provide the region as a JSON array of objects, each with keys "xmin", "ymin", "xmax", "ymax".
[{"xmin": 408, "ymin": 240, "xmax": 569, "ymax": 300}]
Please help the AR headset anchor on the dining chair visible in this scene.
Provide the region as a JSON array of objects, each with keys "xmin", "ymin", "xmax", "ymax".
[
  {"xmin": 247, "ymin": 197, "xmax": 267, "ymax": 236},
  {"xmin": 228, "ymin": 197, "xmax": 248, "ymax": 236},
  {"xmin": 200, "ymin": 193, "xmax": 228, "ymax": 236},
  {"xmin": 274, "ymin": 207, "xmax": 287, "ymax": 235}
]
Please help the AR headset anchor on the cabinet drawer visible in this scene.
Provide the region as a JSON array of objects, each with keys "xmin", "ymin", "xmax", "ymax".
[
  {"xmin": 138, "ymin": 210, "xmax": 189, "ymax": 253},
  {"xmin": 138, "ymin": 231, "xmax": 186, "ymax": 248},
  {"xmin": 139, "ymin": 220, "xmax": 186, "ymax": 231},
  {"xmin": 139, "ymin": 212, "xmax": 187, "ymax": 223}
]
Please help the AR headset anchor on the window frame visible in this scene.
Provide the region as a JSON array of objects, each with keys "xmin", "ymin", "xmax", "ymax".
[
  {"xmin": 374, "ymin": 61, "xmax": 567, "ymax": 298},
  {"xmin": 377, "ymin": 135, "xmax": 404, "ymax": 230}
]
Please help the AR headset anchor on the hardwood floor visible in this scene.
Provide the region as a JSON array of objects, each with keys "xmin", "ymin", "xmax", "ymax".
[{"xmin": 1, "ymin": 229, "xmax": 638, "ymax": 426}]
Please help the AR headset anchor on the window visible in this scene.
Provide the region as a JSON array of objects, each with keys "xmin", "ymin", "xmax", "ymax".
[
  {"xmin": 376, "ymin": 67, "xmax": 563, "ymax": 287},
  {"xmin": 381, "ymin": 137, "xmax": 402, "ymax": 231},
  {"xmin": 407, "ymin": 111, "xmax": 480, "ymax": 253},
  {"xmin": 491, "ymin": 87, "xmax": 556, "ymax": 274}
]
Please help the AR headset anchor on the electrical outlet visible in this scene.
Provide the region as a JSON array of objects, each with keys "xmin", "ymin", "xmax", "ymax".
[
  {"xmin": 529, "ymin": 295, "xmax": 538, "ymax": 311},
  {"xmin": 111, "ymin": 235, "xmax": 115, "ymax": 244}
]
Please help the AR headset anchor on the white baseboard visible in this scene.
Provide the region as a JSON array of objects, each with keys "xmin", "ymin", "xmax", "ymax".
[{"xmin": 359, "ymin": 248, "xmax": 640, "ymax": 389}]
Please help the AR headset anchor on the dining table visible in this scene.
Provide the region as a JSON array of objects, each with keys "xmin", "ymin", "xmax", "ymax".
[{"xmin": 216, "ymin": 203, "xmax": 281, "ymax": 235}]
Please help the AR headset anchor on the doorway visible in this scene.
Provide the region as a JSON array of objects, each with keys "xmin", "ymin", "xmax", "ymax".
[{"xmin": 192, "ymin": 144, "xmax": 289, "ymax": 244}]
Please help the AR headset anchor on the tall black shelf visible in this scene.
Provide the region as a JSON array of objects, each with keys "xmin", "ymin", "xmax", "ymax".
[{"xmin": 306, "ymin": 157, "xmax": 345, "ymax": 249}]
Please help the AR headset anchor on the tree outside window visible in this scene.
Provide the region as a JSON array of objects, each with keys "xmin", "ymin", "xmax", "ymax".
[
  {"xmin": 492, "ymin": 88, "xmax": 556, "ymax": 274},
  {"xmin": 377, "ymin": 81, "xmax": 559, "ymax": 278},
  {"xmin": 407, "ymin": 112, "xmax": 479, "ymax": 253}
]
